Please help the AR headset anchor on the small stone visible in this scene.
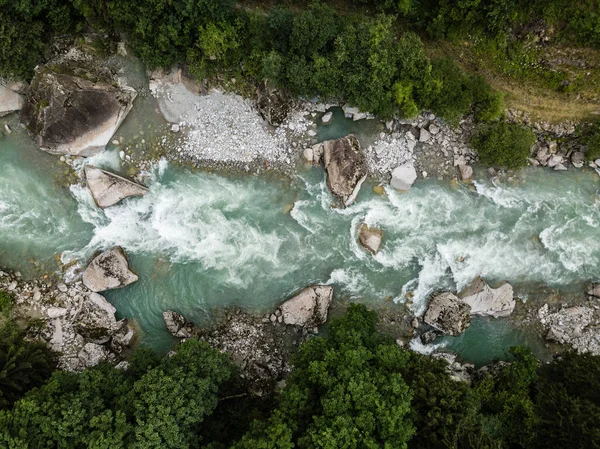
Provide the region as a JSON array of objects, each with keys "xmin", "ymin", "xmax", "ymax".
[
  {"xmin": 553, "ymin": 163, "xmax": 568, "ymax": 171},
  {"xmin": 4, "ymin": 124, "xmax": 12, "ymax": 134},
  {"xmin": 429, "ymin": 124, "xmax": 440, "ymax": 135},
  {"xmin": 57, "ymin": 283, "xmax": 68, "ymax": 293},
  {"xmin": 458, "ymin": 164, "xmax": 473, "ymax": 181},
  {"xmin": 303, "ymin": 147, "xmax": 313, "ymax": 163},
  {"xmin": 112, "ymin": 140, "xmax": 120, "ymax": 146},
  {"xmin": 373, "ymin": 185, "xmax": 386, "ymax": 195},
  {"xmin": 321, "ymin": 111, "xmax": 333, "ymax": 123},
  {"xmin": 307, "ymin": 130, "xmax": 317, "ymax": 137},
  {"xmin": 119, "ymin": 150, "xmax": 125, "ymax": 160},
  {"xmin": 171, "ymin": 124, "xmax": 180, "ymax": 133},
  {"xmin": 7, "ymin": 281, "xmax": 17, "ymax": 291},
  {"xmin": 419, "ymin": 129, "xmax": 431, "ymax": 142}
]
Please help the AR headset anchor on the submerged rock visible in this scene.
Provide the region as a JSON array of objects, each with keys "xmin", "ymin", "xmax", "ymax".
[
  {"xmin": 82, "ymin": 247, "xmax": 138, "ymax": 292},
  {"xmin": 21, "ymin": 67, "xmax": 137, "ymax": 156},
  {"xmin": 323, "ymin": 135, "xmax": 367, "ymax": 206},
  {"xmin": 163, "ymin": 310, "xmax": 195, "ymax": 338},
  {"xmin": 459, "ymin": 278, "xmax": 515, "ymax": 318},
  {"xmin": 85, "ymin": 165, "xmax": 148, "ymax": 208},
  {"xmin": 359, "ymin": 224, "xmax": 383, "ymax": 255},
  {"xmin": 0, "ymin": 82, "xmax": 25, "ymax": 117},
  {"xmin": 390, "ymin": 162, "xmax": 417, "ymax": 190},
  {"xmin": 278, "ymin": 285, "xmax": 333, "ymax": 328},
  {"xmin": 256, "ymin": 81, "xmax": 292, "ymax": 126},
  {"xmin": 424, "ymin": 292, "xmax": 471, "ymax": 336},
  {"xmin": 538, "ymin": 304, "xmax": 600, "ymax": 355}
]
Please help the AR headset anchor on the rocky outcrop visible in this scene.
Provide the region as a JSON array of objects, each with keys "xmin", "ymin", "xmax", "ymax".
[
  {"xmin": 459, "ymin": 278, "xmax": 516, "ymax": 318},
  {"xmin": 85, "ymin": 166, "xmax": 148, "ymax": 208},
  {"xmin": 82, "ymin": 247, "xmax": 138, "ymax": 292},
  {"xmin": 197, "ymin": 309, "xmax": 304, "ymax": 396},
  {"xmin": 323, "ymin": 135, "xmax": 367, "ymax": 206},
  {"xmin": 21, "ymin": 67, "xmax": 137, "ymax": 156},
  {"xmin": 424, "ymin": 292, "xmax": 471, "ymax": 336},
  {"xmin": 256, "ymin": 81, "xmax": 293, "ymax": 126},
  {"xmin": 390, "ymin": 162, "xmax": 417, "ymax": 190},
  {"xmin": 433, "ymin": 352, "xmax": 475, "ymax": 384},
  {"xmin": 277, "ymin": 285, "xmax": 333, "ymax": 328},
  {"xmin": 538, "ymin": 304, "xmax": 600, "ymax": 355},
  {"xmin": 0, "ymin": 81, "xmax": 25, "ymax": 117},
  {"xmin": 359, "ymin": 224, "xmax": 383, "ymax": 255},
  {"xmin": 0, "ymin": 269, "xmax": 134, "ymax": 371},
  {"xmin": 163, "ymin": 310, "xmax": 195, "ymax": 338}
]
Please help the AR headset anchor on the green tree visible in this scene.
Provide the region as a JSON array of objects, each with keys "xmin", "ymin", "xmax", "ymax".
[{"xmin": 471, "ymin": 121, "xmax": 536, "ymax": 169}]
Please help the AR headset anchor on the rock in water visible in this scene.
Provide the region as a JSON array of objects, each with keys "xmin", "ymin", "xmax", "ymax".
[
  {"xmin": 391, "ymin": 162, "xmax": 417, "ymax": 190},
  {"xmin": 21, "ymin": 67, "xmax": 137, "ymax": 156},
  {"xmin": 359, "ymin": 224, "xmax": 383, "ymax": 255},
  {"xmin": 323, "ymin": 135, "xmax": 367, "ymax": 206},
  {"xmin": 85, "ymin": 165, "xmax": 148, "ymax": 208},
  {"xmin": 163, "ymin": 310, "xmax": 195, "ymax": 338},
  {"xmin": 321, "ymin": 111, "xmax": 333, "ymax": 123},
  {"xmin": 424, "ymin": 292, "xmax": 471, "ymax": 336},
  {"xmin": 0, "ymin": 82, "xmax": 25, "ymax": 117},
  {"xmin": 82, "ymin": 247, "xmax": 138, "ymax": 292},
  {"xmin": 458, "ymin": 164, "xmax": 473, "ymax": 182},
  {"xmin": 459, "ymin": 278, "xmax": 515, "ymax": 318},
  {"xmin": 256, "ymin": 81, "xmax": 292, "ymax": 126},
  {"xmin": 278, "ymin": 285, "xmax": 334, "ymax": 328}
]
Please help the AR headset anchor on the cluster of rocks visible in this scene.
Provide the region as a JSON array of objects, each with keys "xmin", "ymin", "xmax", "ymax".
[
  {"xmin": 537, "ymin": 303, "xmax": 600, "ymax": 355},
  {"xmin": 422, "ymin": 278, "xmax": 516, "ymax": 337},
  {"xmin": 0, "ymin": 269, "xmax": 135, "ymax": 371},
  {"xmin": 162, "ymin": 285, "xmax": 333, "ymax": 395},
  {"xmin": 530, "ymin": 139, "xmax": 587, "ymax": 171}
]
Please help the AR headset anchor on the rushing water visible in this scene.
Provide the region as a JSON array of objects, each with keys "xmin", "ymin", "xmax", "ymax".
[{"xmin": 2, "ymin": 102, "xmax": 600, "ymax": 361}]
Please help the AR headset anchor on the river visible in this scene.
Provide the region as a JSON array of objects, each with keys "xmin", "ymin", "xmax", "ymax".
[{"xmin": 2, "ymin": 95, "xmax": 599, "ymax": 365}]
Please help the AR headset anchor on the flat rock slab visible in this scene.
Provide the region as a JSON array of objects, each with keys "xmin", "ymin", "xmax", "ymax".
[
  {"xmin": 460, "ymin": 278, "xmax": 515, "ymax": 318},
  {"xmin": 21, "ymin": 68, "xmax": 137, "ymax": 156},
  {"xmin": 359, "ymin": 224, "xmax": 383, "ymax": 255},
  {"xmin": 0, "ymin": 83, "xmax": 24, "ymax": 116},
  {"xmin": 323, "ymin": 135, "xmax": 367, "ymax": 206},
  {"xmin": 424, "ymin": 292, "xmax": 471, "ymax": 336},
  {"xmin": 85, "ymin": 165, "xmax": 148, "ymax": 208},
  {"xmin": 82, "ymin": 246, "xmax": 138, "ymax": 292},
  {"xmin": 278, "ymin": 285, "xmax": 333, "ymax": 327}
]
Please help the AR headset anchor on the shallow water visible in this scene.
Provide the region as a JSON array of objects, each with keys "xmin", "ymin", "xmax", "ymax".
[{"xmin": 2, "ymin": 99, "xmax": 600, "ymax": 360}]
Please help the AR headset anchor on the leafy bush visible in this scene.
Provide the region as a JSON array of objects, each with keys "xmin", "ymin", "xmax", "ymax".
[{"xmin": 471, "ymin": 121, "xmax": 536, "ymax": 169}]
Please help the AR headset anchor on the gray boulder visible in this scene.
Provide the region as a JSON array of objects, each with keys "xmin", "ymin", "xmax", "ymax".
[
  {"xmin": 359, "ymin": 224, "xmax": 383, "ymax": 255},
  {"xmin": 85, "ymin": 165, "xmax": 148, "ymax": 208},
  {"xmin": 78, "ymin": 343, "xmax": 109, "ymax": 368},
  {"xmin": 75, "ymin": 292, "xmax": 119, "ymax": 344},
  {"xmin": 459, "ymin": 278, "xmax": 515, "ymax": 318},
  {"xmin": 21, "ymin": 67, "xmax": 137, "ymax": 156},
  {"xmin": 0, "ymin": 82, "xmax": 25, "ymax": 117},
  {"xmin": 323, "ymin": 135, "xmax": 367, "ymax": 206},
  {"xmin": 278, "ymin": 285, "xmax": 333, "ymax": 328},
  {"xmin": 256, "ymin": 81, "xmax": 292, "ymax": 126},
  {"xmin": 163, "ymin": 310, "xmax": 195, "ymax": 338},
  {"xmin": 424, "ymin": 292, "xmax": 471, "ymax": 336},
  {"xmin": 82, "ymin": 247, "xmax": 138, "ymax": 292},
  {"xmin": 391, "ymin": 162, "xmax": 417, "ymax": 190},
  {"xmin": 458, "ymin": 164, "xmax": 473, "ymax": 182}
]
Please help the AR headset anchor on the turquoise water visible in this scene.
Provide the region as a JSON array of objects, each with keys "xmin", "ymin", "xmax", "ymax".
[{"xmin": 2, "ymin": 109, "xmax": 600, "ymax": 360}]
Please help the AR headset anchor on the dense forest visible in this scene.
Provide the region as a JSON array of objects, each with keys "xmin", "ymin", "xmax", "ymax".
[{"xmin": 0, "ymin": 295, "xmax": 599, "ymax": 448}]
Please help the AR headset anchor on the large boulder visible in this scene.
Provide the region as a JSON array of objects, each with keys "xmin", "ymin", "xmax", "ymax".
[
  {"xmin": 74, "ymin": 292, "xmax": 119, "ymax": 344},
  {"xmin": 163, "ymin": 310, "xmax": 195, "ymax": 338},
  {"xmin": 278, "ymin": 285, "xmax": 333, "ymax": 328},
  {"xmin": 424, "ymin": 292, "xmax": 471, "ymax": 336},
  {"xmin": 21, "ymin": 67, "xmax": 137, "ymax": 156},
  {"xmin": 391, "ymin": 162, "xmax": 417, "ymax": 190},
  {"xmin": 359, "ymin": 224, "xmax": 383, "ymax": 255},
  {"xmin": 85, "ymin": 165, "xmax": 148, "ymax": 208},
  {"xmin": 0, "ymin": 82, "xmax": 25, "ymax": 117},
  {"xmin": 323, "ymin": 135, "xmax": 367, "ymax": 206},
  {"xmin": 459, "ymin": 278, "xmax": 515, "ymax": 318},
  {"xmin": 256, "ymin": 81, "xmax": 292, "ymax": 126},
  {"xmin": 82, "ymin": 247, "xmax": 138, "ymax": 292}
]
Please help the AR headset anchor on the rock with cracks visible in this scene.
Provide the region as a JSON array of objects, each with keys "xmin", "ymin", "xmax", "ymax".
[
  {"xmin": 323, "ymin": 135, "xmax": 367, "ymax": 206},
  {"xmin": 21, "ymin": 67, "xmax": 136, "ymax": 156},
  {"xmin": 85, "ymin": 165, "xmax": 148, "ymax": 208},
  {"xmin": 424, "ymin": 292, "xmax": 471, "ymax": 336},
  {"xmin": 163, "ymin": 310, "xmax": 195, "ymax": 338},
  {"xmin": 359, "ymin": 224, "xmax": 383, "ymax": 255},
  {"xmin": 82, "ymin": 247, "xmax": 138, "ymax": 292},
  {"xmin": 278, "ymin": 285, "xmax": 333, "ymax": 328},
  {"xmin": 459, "ymin": 278, "xmax": 515, "ymax": 318}
]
